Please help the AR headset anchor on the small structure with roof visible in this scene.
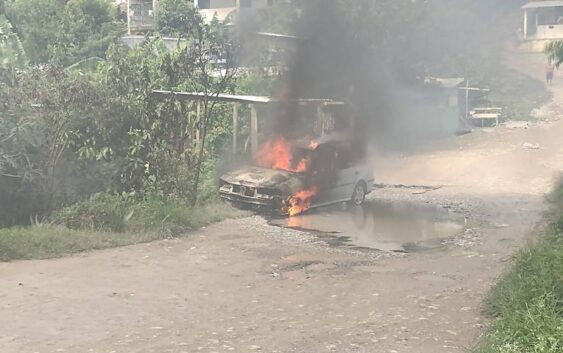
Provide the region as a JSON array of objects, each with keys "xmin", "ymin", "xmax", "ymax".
[
  {"xmin": 151, "ymin": 90, "xmax": 346, "ymax": 156},
  {"xmin": 521, "ymin": 1, "xmax": 563, "ymax": 51}
]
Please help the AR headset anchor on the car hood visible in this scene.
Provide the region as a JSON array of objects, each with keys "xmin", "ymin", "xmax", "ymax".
[{"xmin": 221, "ymin": 166, "xmax": 304, "ymax": 194}]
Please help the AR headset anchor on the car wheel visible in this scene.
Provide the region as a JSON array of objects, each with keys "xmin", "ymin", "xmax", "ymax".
[{"xmin": 350, "ymin": 181, "xmax": 366, "ymax": 206}]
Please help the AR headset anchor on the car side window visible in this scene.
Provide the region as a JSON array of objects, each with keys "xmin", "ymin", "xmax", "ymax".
[{"xmin": 335, "ymin": 147, "xmax": 351, "ymax": 170}]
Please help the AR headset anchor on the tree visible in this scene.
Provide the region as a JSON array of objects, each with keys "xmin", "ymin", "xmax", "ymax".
[
  {"xmin": 0, "ymin": 16, "xmax": 27, "ymax": 70},
  {"xmin": 4, "ymin": 0, "xmax": 123, "ymax": 66},
  {"xmin": 73, "ymin": 16, "xmax": 238, "ymax": 205},
  {"xmin": 0, "ymin": 66, "xmax": 110, "ymax": 225},
  {"xmin": 3, "ymin": 0, "xmax": 64, "ymax": 64},
  {"xmin": 51, "ymin": 0, "xmax": 124, "ymax": 66},
  {"xmin": 155, "ymin": 0, "xmax": 198, "ymax": 37},
  {"xmin": 186, "ymin": 18, "xmax": 238, "ymax": 205}
]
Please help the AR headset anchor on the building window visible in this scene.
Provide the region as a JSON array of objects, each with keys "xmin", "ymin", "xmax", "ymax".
[{"xmin": 240, "ymin": 0, "xmax": 252, "ymax": 8}]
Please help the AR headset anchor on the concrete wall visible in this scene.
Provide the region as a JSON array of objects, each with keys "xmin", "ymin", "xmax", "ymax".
[
  {"xmin": 520, "ymin": 39, "xmax": 550, "ymax": 53},
  {"xmin": 211, "ymin": 0, "xmax": 236, "ymax": 8},
  {"xmin": 196, "ymin": 0, "xmax": 273, "ymax": 9},
  {"xmin": 533, "ymin": 24, "xmax": 563, "ymax": 40},
  {"xmin": 121, "ymin": 35, "xmax": 187, "ymax": 51}
]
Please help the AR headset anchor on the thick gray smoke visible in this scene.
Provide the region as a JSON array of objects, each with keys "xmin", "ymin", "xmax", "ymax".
[
  {"xmin": 262, "ymin": 0, "xmax": 521, "ymax": 152},
  {"xmin": 272, "ymin": 0, "xmax": 395, "ymax": 146}
]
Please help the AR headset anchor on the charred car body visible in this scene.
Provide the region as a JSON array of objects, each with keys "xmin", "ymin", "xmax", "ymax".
[{"xmin": 219, "ymin": 136, "xmax": 374, "ymax": 216}]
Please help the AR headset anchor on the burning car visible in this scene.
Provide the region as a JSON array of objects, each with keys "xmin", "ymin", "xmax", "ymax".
[{"xmin": 219, "ymin": 135, "xmax": 374, "ymax": 216}]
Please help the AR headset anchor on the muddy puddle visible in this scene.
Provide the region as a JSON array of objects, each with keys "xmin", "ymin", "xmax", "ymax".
[{"xmin": 269, "ymin": 201, "xmax": 465, "ymax": 252}]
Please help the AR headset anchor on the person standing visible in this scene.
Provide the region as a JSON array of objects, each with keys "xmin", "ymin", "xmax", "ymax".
[{"xmin": 546, "ymin": 59, "xmax": 556, "ymax": 85}]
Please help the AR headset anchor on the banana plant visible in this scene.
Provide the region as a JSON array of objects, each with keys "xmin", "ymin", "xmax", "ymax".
[{"xmin": 0, "ymin": 16, "xmax": 27, "ymax": 69}]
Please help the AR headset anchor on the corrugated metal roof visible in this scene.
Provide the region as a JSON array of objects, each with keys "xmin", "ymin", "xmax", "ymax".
[
  {"xmin": 424, "ymin": 77, "xmax": 465, "ymax": 89},
  {"xmin": 522, "ymin": 1, "xmax": 563, "ymax": 9},
  {"xmin": 152, "ymin": 90, "xmax": 345, "ymax": 105},
  {"xmin": 255, "ymin": 32, "xmax": 308, "ymax": 41},
  {"xmin": 152, "ymin": 90, "xmax": 272, "ymax": 104}
]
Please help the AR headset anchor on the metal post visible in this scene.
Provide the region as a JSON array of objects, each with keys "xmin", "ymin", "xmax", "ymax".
[
  {"xmin": 250, "ymin": 104, "xmax": 258, "ymax": 156},
  {"xmin": 127, "ymin": 0, "xmax": 131, "ymax": 35},
  {"xmin": 232, "ymin": 103, "xmax": 239, "ymax": 155},
  {"xmin": 196, "ymin": 101, "xmax": 201, "ymax": 142},
  {"xmin": 465, "ymin": 79, "xmax": 469, "ymax": 121},
  {"xmin": 524, "ymin": 9, "xmax": 528, "ymax": 39}
]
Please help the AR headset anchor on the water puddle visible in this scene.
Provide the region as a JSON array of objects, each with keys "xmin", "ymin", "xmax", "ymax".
[{"xmin": 269, "ymin": 201, "xmax": 464, "ymax": 252}]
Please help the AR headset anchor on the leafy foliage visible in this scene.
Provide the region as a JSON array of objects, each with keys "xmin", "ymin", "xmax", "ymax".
[
  {"xmin": 4, "ymin": 0, "xmax": 123, "ymax": 65},
  {"xmin": 0, "ymin": 16, "xmax": 27, "ymax": 69},
  {"xmin": 51, "ymin": 192, "xmax": 247, "ymax": 235},
  {"xmin": 51, "ymin": 0, "xmax": 124, "ymax": 66},
  {"xmin": 0, "ymin": 66, "xmax": 113, "ymax": 225},
  {"xmin": 155, "ymin": 0, "xmax": 198, "ymax": 37}
]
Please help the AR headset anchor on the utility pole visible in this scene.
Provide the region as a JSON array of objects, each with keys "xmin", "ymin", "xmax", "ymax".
[
  {"xmin": 465, "ymin": 79, "xmax": 469, "ymax": 121},
  {"xmin": 126, "ymin": 0, "xmax": 131, "ymax": 35}
]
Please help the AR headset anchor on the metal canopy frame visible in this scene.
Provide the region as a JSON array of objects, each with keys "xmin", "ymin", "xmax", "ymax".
[
  {"xmin": 151, "ymin": 90, "xmax": 345, "ymax": 155},
  {"xmin": 522, "ymin": 1, "xmax": 563, "ymax": 9}
]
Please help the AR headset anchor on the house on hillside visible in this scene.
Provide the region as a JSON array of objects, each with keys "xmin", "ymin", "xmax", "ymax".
[
  {"xmin": 119, "ymin": 0, "xmax": 277, "ymax": 34},
  {"xmin": 521, "ymin": 1, "xmax": 563, "ymax": 51},
  {"xmin": 195, "ymin": 0, "xmax": 276, "ymax": 24},
  {"xmin": 118, "ymin": 0, "xmax": 156, "ymax": 34}
]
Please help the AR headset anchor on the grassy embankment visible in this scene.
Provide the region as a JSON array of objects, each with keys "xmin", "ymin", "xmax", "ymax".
[
  {"xmin": 487, "ymin": 65, "xmax": 552, "ymax": 121},
  {"xmin": 475, "ymin": 180, "xmax": 563, "ymax": 353},
  {"xmin": 0, "ymin": 194, "xmax": 247, "ymax": 261}
]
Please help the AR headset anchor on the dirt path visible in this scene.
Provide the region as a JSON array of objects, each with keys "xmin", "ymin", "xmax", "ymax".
[{"xmin": 1, "ymin": 54, "xmax": 563, "ymax": 353}]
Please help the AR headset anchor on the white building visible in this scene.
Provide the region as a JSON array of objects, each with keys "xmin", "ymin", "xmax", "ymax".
[
  {"xmin": 195, "ymin": 0, "xmax": 275, "ymax": 24},
  {"xmin": 119, "ymin": 0, "xmax": 277, "ymax": 35},
  {"xmin": 521, "ymin": 1, "xmax": 563, "ymax": 51}
]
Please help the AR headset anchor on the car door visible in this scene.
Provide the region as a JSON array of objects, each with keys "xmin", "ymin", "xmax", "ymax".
[
  {"xmin": 333, "ymin": 153, "xmax": 360, "ymax": 202},
  {"xmin": 318, "ymin": 143, "xmax": 357, "ymax": 204},
  {"xmin": 308, "ymin": 144, "xmax": 339, "ymax": 207}
]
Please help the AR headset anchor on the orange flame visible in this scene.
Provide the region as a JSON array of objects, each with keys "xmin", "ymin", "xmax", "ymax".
[
  {"xmin": 255, "ymin": 137, "xmax": 320, "ymax": 216},
  {"xmin": 254, "ymin": 137, "xmax": 310, "ymax": 173},
  {"xmin": 287, "ymin": 187, "xmax": 318, "ymax": 217}
]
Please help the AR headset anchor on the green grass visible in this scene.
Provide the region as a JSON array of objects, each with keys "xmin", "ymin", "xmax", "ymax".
[
  {"xmin": 52, "ymin": 193, "xmax": 248, "ymax": 235},
  {"xmin": 0, "ymin": 195, "xmax": 248, "ymax": 261},
  {"xmin": 0, "ymin": 224, "xmax": 160, "ymax": 261},
  {"xmin": 475, "ymin": 181, "xmax": 563, "ymax": 353}
]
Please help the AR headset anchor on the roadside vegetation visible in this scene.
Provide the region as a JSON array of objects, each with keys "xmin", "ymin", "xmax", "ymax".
[
  {"xmin": 0, "ymin": 195, "xmax": 247, "ymax": 261},
  {"xmin": 475, "ymin": 179, "xmax": 563, "ymax": 353}
]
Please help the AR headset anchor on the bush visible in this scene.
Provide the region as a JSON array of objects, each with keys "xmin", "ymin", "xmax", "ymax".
[
  {"xmin": 52, "ymin": 193, "xmax": 131, "ymax": 232},
  {"xmin": 0, "ymin": 194, "xmax": 247, "ymax": 261},
  {"xmin": 52, "ymin": 192, "xmax": 247, "ymax": 235}
]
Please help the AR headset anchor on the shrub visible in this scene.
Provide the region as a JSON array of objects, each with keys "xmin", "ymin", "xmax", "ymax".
[
  {"xmin": 0, "ymin": 194, "xmax": 247, "ymax": 261},
  {"xmin": 52, "ymin": 192, "xmax": 248, "ymax": 235},
  {"xmin": 52, "ymin": 193, "xmax": 131, "ymax": 232}
]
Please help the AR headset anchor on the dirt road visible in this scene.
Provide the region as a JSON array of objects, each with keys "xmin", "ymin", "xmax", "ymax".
[{"xmin": 1, "ymin": 54, "xmax": 562, "ymax": 353}]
